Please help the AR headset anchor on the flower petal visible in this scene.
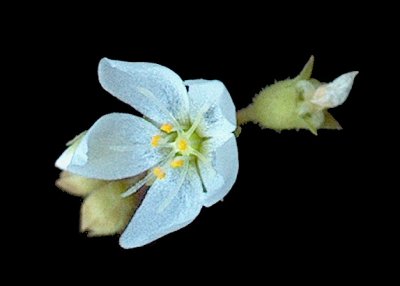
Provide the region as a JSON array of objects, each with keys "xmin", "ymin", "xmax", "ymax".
[
  {"xmin": 185, "ymin": 80, "xmax": 236, "ymax": 137},
  {"xmin": 55, "ymin": 146, "xmax": 75, "ymax": 170},
  {"xmin": 55, "ymin": 132, "xmax": 87, "ymax": 170},
  {"xmin": 198, "ymin": 134, "xmax": 239, "ymax": 207},
  {"xmin": 98, "ymin": 58, "xmax": 189, "ymax": 125},
  {"xmin": 119, "ymin": 162, "xmax": 203, "ymax": 249},
  {"xmin": 311, "ymin": 71, "xmax": 358, "ymax": 108},
  {"xmin": 66, "ymin": 113, "xmax": 166, "ymax": 180}
]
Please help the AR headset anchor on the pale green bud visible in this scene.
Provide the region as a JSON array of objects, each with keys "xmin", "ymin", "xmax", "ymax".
[
  {"xmin": 237, "ymin": 56, "xmax": 358, "ymax": 134},
  {"xmin": 56, "ymin": 171, "xmax": 145, "ymax": 237},
  {"xmin": 56, "ymin": 171, "xmax": 107, "ymax": 197},
  {"xmin": 80, "ymin": 178, "xmax": 144, "ymax": 237}
]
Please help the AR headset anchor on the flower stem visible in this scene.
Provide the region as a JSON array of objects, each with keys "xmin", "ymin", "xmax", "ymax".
[
  {"xmin": 237, "ymin": 105, "xmax": 255, "ymax": 126},
  {"xmin": 235, "ymin": 105, "xmax": 256, "ymax": 137}
]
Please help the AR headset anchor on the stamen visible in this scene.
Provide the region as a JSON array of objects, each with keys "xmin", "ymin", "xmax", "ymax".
[
  {"xmin": 185, "ymin": 111, "xmax": 203, "ymax": 137},
  {"xmin": 121, "ymin": 151, "xmax": 176, "ymax": 198},
  {"xmin": 189, "ymin": 148, "xmax": 208, "ymax": 162},
  {"xmin": 121, "ymin": 172, "xmax": 154, "ymax": 198},
  {"xmin": 153, "ymin": 167, "xmax": 166, "ymax": 179},
  {"xmin": 185, "ymin": 98, "xmax": 215, "ymax": 137},
  {"xmin": 151, "ymin": 135, "xmax": 161, "ymax": 147},
  {"xmin": 160, "ymin": 123, "xmax": 174, "ymax": 133},
  {"xmin": 170, "ymin": 159, "xmax": 184, "ymax": 168},
  {"xmin": 177, "ymin": 139, "xmax": 188, "ymax": 151},
  {"xmin": 158, "ymin": 162, "xmax": 189, "ymax": 213}
]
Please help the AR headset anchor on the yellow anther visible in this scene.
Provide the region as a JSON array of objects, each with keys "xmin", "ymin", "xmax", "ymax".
[
  {"xmin": 177, "ymin": 139, "xmax": 188, "ymax": 151},
  {"xmin": 151, "ymin": 135, "xmax": 161, "ymax": 147},
  {"xmin": 160, "ymin": 123, "xmax": 173, "ymax": 133},
  {"xmin": 153, "ymin": 167, "xmax": 166, "ymax": 180},
  {"xmin": 170, "ymin": 159, "xmax": 184, "ymax": 168}
]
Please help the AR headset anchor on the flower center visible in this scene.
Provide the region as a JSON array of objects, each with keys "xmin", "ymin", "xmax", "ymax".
[
  {"xmin": 121, "ymin": 120, "xmax": 206, "ymax": 198},
  {"xmin": 149, "ymin": 122, "xmax": 206, "ymax": 178}
]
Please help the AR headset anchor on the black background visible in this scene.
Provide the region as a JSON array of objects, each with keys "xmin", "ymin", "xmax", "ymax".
[{"xmin": 19, "ymin": 3, "xmax": 384, "ymax": 281}]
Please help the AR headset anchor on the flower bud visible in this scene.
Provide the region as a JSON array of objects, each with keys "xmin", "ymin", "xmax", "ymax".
[
  {"xmin": 56, "ymin": 171, "xmax": 107, "ymax": 197},
  {"xmin": 237, "ymin": 56, "xmax": 358, "ymax": 134},
  {"xmin": 80, "ymin": 179, "xmax": 145, "ymax": 236}
]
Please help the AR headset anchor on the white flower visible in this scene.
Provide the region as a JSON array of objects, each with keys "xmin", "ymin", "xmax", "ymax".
[{"xmin": 56, "ymin": 58, "xmax": 238, "ymax": 248}]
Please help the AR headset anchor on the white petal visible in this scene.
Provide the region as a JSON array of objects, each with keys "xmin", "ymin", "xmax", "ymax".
[
  {"xmin": 98, "ymin": 58, "xmax": 189, "ymax": 126},
  {"xmin": 71, "ymin": 135, "xmax": 89, "ymax": 167},
  {"xmin": 119, "ymin": 162, "xmax": 203, "ymax": 249},
  {"xmin": 198, "ymin": 134, "xmax": 239, "ymax": 207},
  {"xmin": 296, "ymin": 80, "xmax": 317, "ymax": 101},
  {"xmin": 55, "ymin": 132, "xmax": 87, "ymax": 170},
  {"xmin": 311, "ymin": 71, "xmax": 358, "ymax": 108},
  {"xmin": 185, "ymin": 80, "xmax": 236, "ymax": 137},
  {"xmin": 55, "ymin": 146, "xmax": 75, "ymax": 170},
  {"xmin": 66, "ymin": 113, "xmax": 166, "ymax": 180}
]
